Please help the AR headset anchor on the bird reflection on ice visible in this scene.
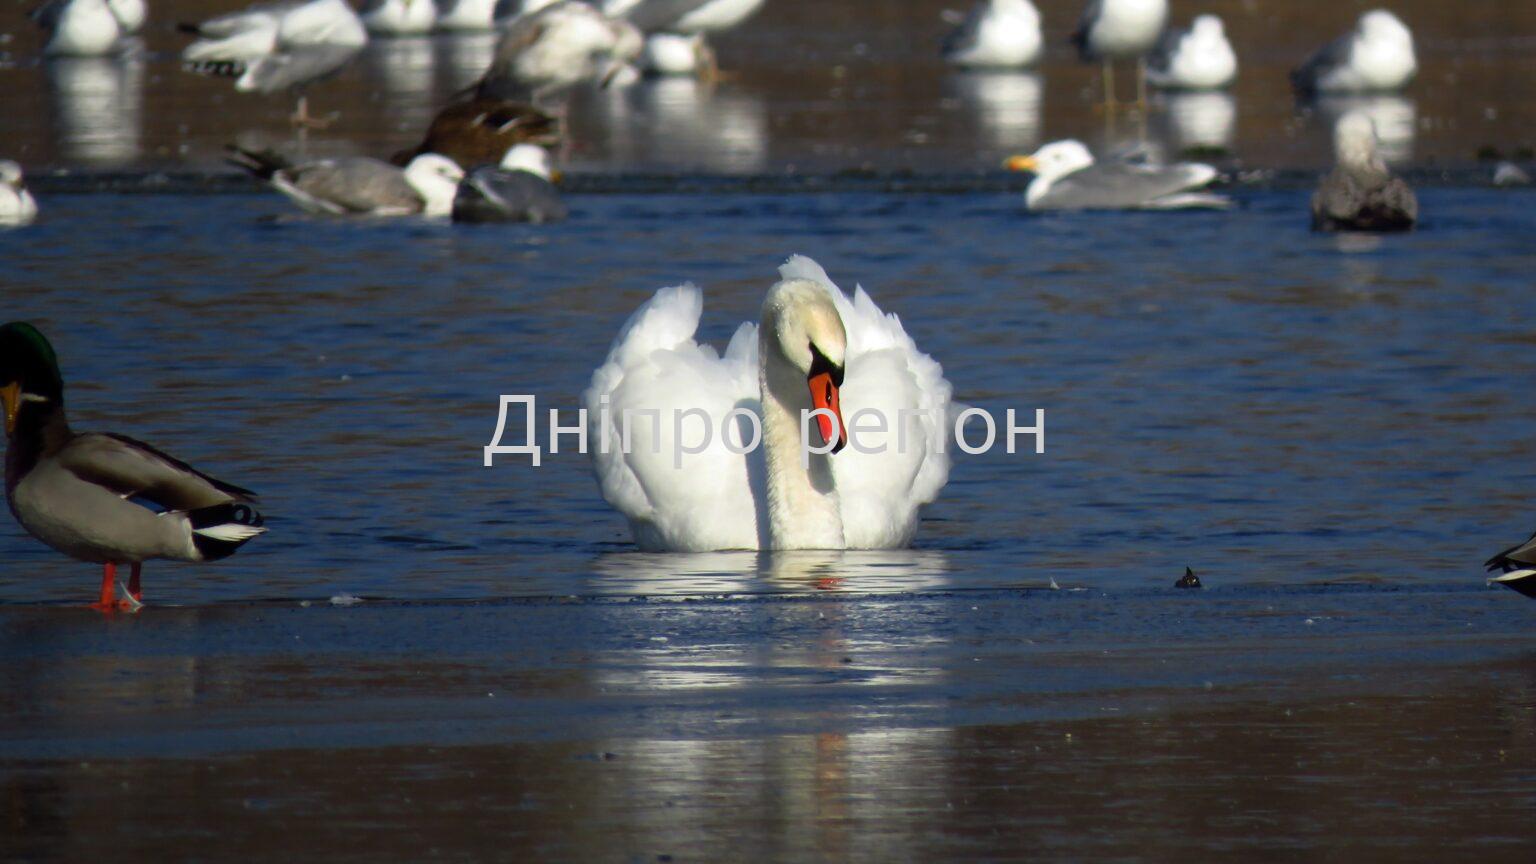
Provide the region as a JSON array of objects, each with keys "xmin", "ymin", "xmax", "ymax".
[
  {"xmin": 436, "ymin": 32, "xmax": 497, "ymax": 93},
  {"xmin": 364, "ymin": 37, "xmax": 437, "ymax": 134},
  {"xmin": 46, "ymin": 54, "xmax": 143, "ymax": 166},
  {"xmin": 1158, "ymin": 91, "xmax": 1235, "ymax": 152},
  {"xmin": 595, "ymin": 77, "xmax": 768, "ymax": 172},
  {"xmin": 948, "ymin": 71, "xmax": 1042, "ymax": 155},
  {"xmin": 588, "ymin": 548, "xmax": 949, "ymax": 596}
]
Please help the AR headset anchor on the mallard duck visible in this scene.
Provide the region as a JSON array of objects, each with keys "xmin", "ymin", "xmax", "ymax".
[
  {"xmin": 1486, "ymin": 529, "xmax": 1536, "ymax": 598},
  {"xmin": 1, "ymin": 323, "xmax": 266, "ymax": 610}
]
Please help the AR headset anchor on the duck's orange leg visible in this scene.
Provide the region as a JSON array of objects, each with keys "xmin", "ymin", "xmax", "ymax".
[{"xmin": 90, "ymin": 562, "xmax": 118, "ymax": 612}]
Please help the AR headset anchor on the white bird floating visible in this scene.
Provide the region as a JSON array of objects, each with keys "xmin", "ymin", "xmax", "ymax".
[
  {"xmin": 585, "ymin": 255, "xmax": 953, "ymax": 552},
  {"xmin": 0, "ymin": 161, "xmax": 39, "ymax": 227}
]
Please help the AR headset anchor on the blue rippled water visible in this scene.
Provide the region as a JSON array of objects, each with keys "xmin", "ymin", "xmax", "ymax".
[{"xmin": 2, "ymin": 187, "xmax": 1535, "ymax": 603}]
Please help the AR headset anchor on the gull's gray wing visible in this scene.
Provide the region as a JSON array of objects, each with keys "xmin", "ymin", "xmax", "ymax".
[
  {"xmin": 238, "ymin": 41, "xmax": 362, "ymax": 93},
  {"xmin": 1040, "ymin": 161, "xmax": 1216, "ymax": 210},
  {"xmin": 1291, "ymin": 30, "xmax": 1353, "ymax": 94},
  {"xmin": 1146, "ymin": 23, "xmax": 1185, "ymax": 75},
  {"xmin": 1070, "ymin": 0, "xmax": 1102, "ymax": 60},
  {"xmin": 621, "ymin": 0, "xmax": 717, "ymax": 32},
  {"xmin": 186, "ymin": 0, "xmax": 302, "ymax": 37},
  {"xmin": 941, "ymin": 2, "xmax": 986, "ymax": 59},
  {"xmin": 477, "ymin": 10, "xmax": 551, "ymax": 99},
  {"xmin": 452, "ymin": 167, "xmax": 568, "ymax": 223},
  {"xmin": 281, "ymin": 157, "xmax": 421, "ymax": 213},
  {"xmin": 29, "ymin": 0, "xmax": 67, "ymax": 30}
]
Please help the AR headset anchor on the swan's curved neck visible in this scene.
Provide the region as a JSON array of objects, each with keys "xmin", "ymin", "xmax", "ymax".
[{"xmin": 760, "ymin": 339, "xmax": 845, "ymax": 550}]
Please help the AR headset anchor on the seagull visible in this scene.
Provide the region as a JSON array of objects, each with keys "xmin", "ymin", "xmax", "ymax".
[
  {"xmin": 361, "ymin": 0, "xmax": 437, "ymax": 35},
  {"xmin": 611, "ymin": 0, "xmax": 766, "ymax": 80},
  {"xmin": 229, "ymin": 147, "xmax": 466, "ymax": 217},
  {"xmin": 477, "ymin": 1, "xmax": 643, "ymax": 103},
  {"xmin": 1004, "ymin": 139, "xmax": 1228, "ymax": 211},
  {"xmin": 1311, "ymin": 111, "xmax": 1416, "ymax": 232},
  {"xmin": 1486, "ymin": 529, "xmax": 1536, "ymax": 598},
  {"xmin": 30, "ymin": 0, "xmax": 135, "ymax": 56},
  {"xmin": 0, "ymin": 162, "xmax": 39, "ymax": 227},
  {"xmin": 1292, "ymin": 9, "xmax": 1416, "ymax": 96},
  {"xmin": 1071, "ymin": 0, "xmax": 1167, "ymax": 108},
  {"xmin": 180, "ymin": 0, "xmax": 369, "ymax": 128},
  {"xmin": 942, "ymin": 0, "xmax": 1042, "ymax": 69},
  {"xmin": 453, "ymin": 143, "xmax": 568, "ymax": 223},
  {"xmin": 1147, "ymin": 14, "xmax": 1235, "ymax": 90}
]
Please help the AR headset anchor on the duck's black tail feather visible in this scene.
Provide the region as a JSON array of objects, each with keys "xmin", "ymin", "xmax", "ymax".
[{"xmin": 189, "ymin": 502, "xmax": 266, "ymax": 561}]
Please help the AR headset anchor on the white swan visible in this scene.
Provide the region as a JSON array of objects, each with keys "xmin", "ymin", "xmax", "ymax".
[{"xmin": 585, "ymin": 256, "xmax": 952, "ymax": 552}]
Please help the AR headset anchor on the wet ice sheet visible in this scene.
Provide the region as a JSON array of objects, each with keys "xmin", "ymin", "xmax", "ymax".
[{"xmin": 1, "ymin": 585, "xmax": 1533, "ymax": 861}]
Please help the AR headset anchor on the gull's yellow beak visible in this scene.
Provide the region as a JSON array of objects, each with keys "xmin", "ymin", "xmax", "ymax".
[
  {"xmin": 1004, "ymin": 155, "xmax": 1039, "ymax": 173},
  {"xmin": 551, "ymin": 168, "xmax": 564, "ymax": 184},
  {"xmin": 1, "ymin": 382, "xmax": 19, "ymax": 437}
]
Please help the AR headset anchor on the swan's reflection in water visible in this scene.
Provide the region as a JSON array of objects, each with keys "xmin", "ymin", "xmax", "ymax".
[
  {"xmin": 589, "ymin": 548, "xmax": 949, "ymax": 596},
  {"xmin": 1158, "ymin": 91, "xmax": 1235, "ymax": 153},
  {"xmin": 436, "ymin": 32, "xmax": 496, "ymax": 94},
  {"xmin": 364, "ymin": 37, "xmax": 437, "ymax": 134},
  {"xmin": 582, "ymin": 549, "xmax": 952, "ymax": 853},
  {"xmin": 1316, "ymin": 95, "xmax": 1416, "ymax": 166},
  {"xmin": 46, "ymin": 54, "xmax": 143, "ymax": 166},
  {"xmin": 948, "ymin": 71, "xmax": 1042, "ymax": 155},
  {"xmin": 595, "ymin": 78, "xmax": 767, "ymax": 171}
]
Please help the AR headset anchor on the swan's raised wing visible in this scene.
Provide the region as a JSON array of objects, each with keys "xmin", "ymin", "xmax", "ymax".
[
  {"xmin": 584, "ymin": 283, "xmax": 762, "ymax": 551},
  {"xmin": 780, "ymin": 255, "xmax": 952, "ymax": 549}
]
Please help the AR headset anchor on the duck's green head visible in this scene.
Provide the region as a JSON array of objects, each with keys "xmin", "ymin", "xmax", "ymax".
[{"xmin": 0, "ymin": 322, "xmax": 63, "ymax": 437}]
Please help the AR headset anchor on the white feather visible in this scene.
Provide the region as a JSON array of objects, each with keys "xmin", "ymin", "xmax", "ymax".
[
  {"xmin": 193, "ymin": 523, "xmax": 268, "ymax": 542},
  {"xmin": 584, "ymin": 256, "xmax": 951, "ymax": 551}
]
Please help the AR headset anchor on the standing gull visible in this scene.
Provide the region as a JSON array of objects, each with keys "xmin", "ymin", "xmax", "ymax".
[
  {"xmin": 1311, "ymin": 111, "xmax": 1416, "ymax": 232},
  {"xmin": 942, "ymin": 0, "xmax": 1042, "ymax": 70},
  {"xmin": 1147, "ymin": 14, "xmax": 1235, "ymax": 91},
  {"xmin": 180, "ymin": 0, "xmax": 369, "ymax": 128},
  {"xmin": 453, "ymin": 144, "xmax": 567, "ymax": 223},
  {"xmin": 0, "ymin": 162, "xmax": 38, "ymax": 227},
  {"xmin": 1004, "ymin": 139, "xmax": 1228, "ymax": 211},
  {"xmin": 1072, "ymin": 0, "xmax": 1167, "ymax": 108},
  {"xmin": 1292, "ymin": 9, "xmax": 1415, "ymax": 96},
  {"xmin": 477, "ymin": 1, "xmax": 643, "ymax": 102},
  {"xmin": 0, "ymin": 323, "xmax": 266, "ymax": 611},
  {"xmin": 229, "ymin": 148, "xmax": 466, "ymax": 216}
]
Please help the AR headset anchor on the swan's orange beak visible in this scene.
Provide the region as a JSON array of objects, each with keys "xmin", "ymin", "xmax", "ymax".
[{"xmin": 808, "ymin": 371, "xmax": 846, "ymax": 454}]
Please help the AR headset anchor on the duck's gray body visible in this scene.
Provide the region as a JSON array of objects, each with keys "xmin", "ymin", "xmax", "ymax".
[{"xmin": 7, "ymin": 430, "xmax": 261, "ymax": 566}]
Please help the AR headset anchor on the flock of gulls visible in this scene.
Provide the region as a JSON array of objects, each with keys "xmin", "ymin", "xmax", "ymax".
[{"xmin": 0, "ymin": 0, "xmax": 1529, "ymax": 608}]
